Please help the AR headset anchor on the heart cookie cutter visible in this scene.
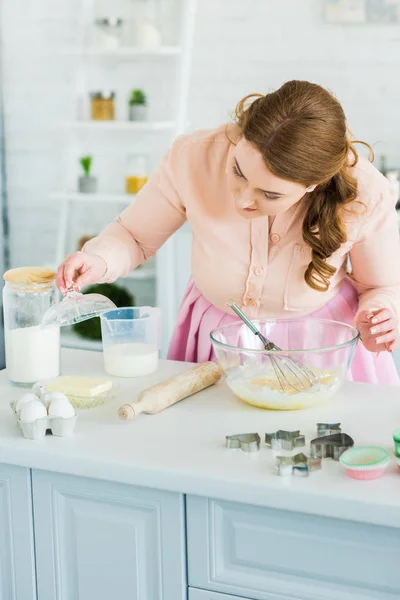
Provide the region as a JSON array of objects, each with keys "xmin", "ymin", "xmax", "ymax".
[{"xmin": 310, "ymin": 433, "xmax": 354, "ymax": 461}]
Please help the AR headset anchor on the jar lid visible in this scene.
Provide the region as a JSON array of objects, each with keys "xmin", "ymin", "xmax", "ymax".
[
  {"xmin": 90, "ymin": 91, "xmax": 115, "ymax": 99},
  {"xmin": 4, "ymin": 267, "xmax": 55, "ymax": 285},
  {"xmin": 41, "ymin": 288, "xmax": 116, "ymax": 328},
  {"xmin": 95, "ymin": 18, "xmax": 123, "ymax": 27}
]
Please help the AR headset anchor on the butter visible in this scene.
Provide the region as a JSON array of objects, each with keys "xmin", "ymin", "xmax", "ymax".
[{"xmin": 46, "ymin": 376, "xmax": 112, "ymax": 398}]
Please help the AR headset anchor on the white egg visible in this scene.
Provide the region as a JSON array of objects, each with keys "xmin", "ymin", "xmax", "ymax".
[
  {"xmin": 19, "ymin": 400, "xmax": 47, "ymax": 423},
  {"xmin": 48, "ymin": 399, "xmax": 75, "ymax": 419},
  {"xmin": 43, "ymin": 391, "xmax": 69, "ymax": 408},
  {"xmin": 15, "ymin": 393, "xmax": 40, "ymax": 414}
]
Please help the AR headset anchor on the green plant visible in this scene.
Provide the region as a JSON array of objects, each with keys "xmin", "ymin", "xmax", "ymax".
[
  {"xmin": 129, "ymin": 89, "xmax": 147, "ymax": 106},
  {"xmin": 73, "ymin": 283, "xmax": 135, "ymax": 340},
  {"xmin": 80, "ymin": 156, "xmax": 92, "ymax": 177}
]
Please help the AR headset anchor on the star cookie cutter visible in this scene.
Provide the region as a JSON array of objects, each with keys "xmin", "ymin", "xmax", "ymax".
[
  {"xmin": 225, "ymin": 433, "xmax": 261, "ymax": 453},
  {"xmin": 317, "ymin": 422, "xmax": 341, "ymax": 436},
  {"xmin": 265, "ymin": 430, "xmax": 306, "ymax": 451}
]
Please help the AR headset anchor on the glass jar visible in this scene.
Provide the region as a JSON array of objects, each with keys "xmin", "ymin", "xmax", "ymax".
[
  {"xmin": 3, "ymin": 268, "xmax": 60, "ymax": 385},
  {"xmin": 127, "ymin": 0, "xmax": 161, "ymax": 49},
  {"xmin": 90, "ymin": 91, "xmax": 115, "ymax": 120},
  {"xmin": 93, "ymin": 18, "xmax": 123, "ymax": 49},
  {"xmin": 126, "ymin": 154, "xmax": 149, "ymax": 194}
]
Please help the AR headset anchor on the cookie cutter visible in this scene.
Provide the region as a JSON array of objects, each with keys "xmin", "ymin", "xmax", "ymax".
[
  {"xmin": 310, "ymin": 433, "xmax": 354, "ymax": 461},
  {"xmin": 317, "ymin": 422, "xmax": 341, "ymax": 436},
  {"xmin": 225, "ymin": 433, "xmax": 261, "ymax": 453},
  {"xmin": 276, "ymin": 453, "xmax": 322, "ymax": 477},
  {"xmin": 265, "ymin": 430, "xmax": 305, "ymax": 451}
]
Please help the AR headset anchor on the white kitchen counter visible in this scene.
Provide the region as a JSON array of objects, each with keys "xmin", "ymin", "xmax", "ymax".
[{"xmin": 0, "ymin": 348, "xmax": 399, "ymax": 529}]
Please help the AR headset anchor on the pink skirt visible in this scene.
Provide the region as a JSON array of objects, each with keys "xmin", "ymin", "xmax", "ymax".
[{"xmin": 168, "ymin": 278, "xmax": 399, "ymax": 385}]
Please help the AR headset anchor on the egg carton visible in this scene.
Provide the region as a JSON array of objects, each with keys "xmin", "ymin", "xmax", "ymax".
[{"xmin": 10, "ymin": 402, "xmax": 77, "ymax": 440}]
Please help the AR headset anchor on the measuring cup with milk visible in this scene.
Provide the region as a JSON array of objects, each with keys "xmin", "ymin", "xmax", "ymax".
[{"xmin": 100, "ymin": 307, "xmax": 160, "ymax": 377}]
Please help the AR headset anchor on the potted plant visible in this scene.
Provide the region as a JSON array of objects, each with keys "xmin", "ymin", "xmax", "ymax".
[
  {"xmin": 78, "ymin": 156, "xmax": 97, "ymax": 194},
  {"xmin": 129, "ymin": 89, "xmax": 148, "ymax": 121}
]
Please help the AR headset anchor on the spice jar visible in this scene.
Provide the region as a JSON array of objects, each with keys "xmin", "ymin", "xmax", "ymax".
[
  {"xmin": 90, "ymin": 91, "xmax": 115, "ymax": 120},
  {"xmin": 126, "ymin": 154, "xmax": 149, "ymax": 194},
  {"xmin": 3, "ymin": 267, "xmax": 60, "ymax": 385}
]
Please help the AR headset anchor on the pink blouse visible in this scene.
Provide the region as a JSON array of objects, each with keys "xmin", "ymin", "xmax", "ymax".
[{"xmin": 84, "ymin": 125, "xmax": 400, "ymax": 321}]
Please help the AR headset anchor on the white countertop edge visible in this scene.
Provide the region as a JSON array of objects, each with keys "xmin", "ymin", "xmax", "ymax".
[{"xmin": 1, "ymin": 446, "xmax": 399, "ymax": 529}]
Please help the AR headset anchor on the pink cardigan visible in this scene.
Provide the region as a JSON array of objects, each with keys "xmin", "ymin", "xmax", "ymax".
[{"xmin": 84, "ymin": 125, "xmax": 400, "ymax": 321}]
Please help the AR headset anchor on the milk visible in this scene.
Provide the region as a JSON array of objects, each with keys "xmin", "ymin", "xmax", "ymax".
[
  {"xmin": 5, "ymin": 325, "xmax": 60, "ymax": 384},
  {"xmin": 103, "ymin": 343, "xmax": 158, "ymax": 377}
]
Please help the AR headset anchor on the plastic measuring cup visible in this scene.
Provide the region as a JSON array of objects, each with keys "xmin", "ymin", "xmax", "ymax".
[{"xmin": 100, "ymin": 307, "xmax": 160, "ymax": 377}]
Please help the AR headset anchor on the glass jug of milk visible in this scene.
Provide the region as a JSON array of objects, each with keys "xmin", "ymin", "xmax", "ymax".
[
  {"xmin": 3, "ymin": 267, "xmax": 60, "ymax": 385},
  {"xmin": 100, "ymin": 307, "xmax": 160, "ymax": 377}
]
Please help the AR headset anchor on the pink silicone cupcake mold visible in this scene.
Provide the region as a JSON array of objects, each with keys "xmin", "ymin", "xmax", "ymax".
[{"xmin": 339, "ymin": 446, "xmax": 389, "ymax": 480}]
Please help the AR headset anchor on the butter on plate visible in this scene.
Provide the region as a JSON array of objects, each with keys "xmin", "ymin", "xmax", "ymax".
[{"xmin": 46, "ymin": 376, "xmax": 112, "ymax": 398}]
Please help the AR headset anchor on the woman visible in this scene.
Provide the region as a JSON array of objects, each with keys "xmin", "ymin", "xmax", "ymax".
[{"xmin": 57, "ymin": 80, "xmax": 400, "ymax": 384}]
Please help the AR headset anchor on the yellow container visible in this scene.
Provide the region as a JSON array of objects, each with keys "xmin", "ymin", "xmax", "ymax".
[
  {"xmin": 125, "ymin": 176, "xmax": 148, "ymax": 194},
  {"xmin": 90, "ymin": 92, "xmax": 115, "ymax": 120}
]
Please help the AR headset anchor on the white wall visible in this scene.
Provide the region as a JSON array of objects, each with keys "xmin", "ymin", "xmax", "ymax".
[
  {"xmin": 2, "ymin": 0, "xmax": 400, "ymax": 268},
  {"xmin": 0, "ymin": 0, "xmax": 177, "ymax": 268},
  {"xmin": 188, "ymin": 0, "xmax": 400, "ymax": 168}
]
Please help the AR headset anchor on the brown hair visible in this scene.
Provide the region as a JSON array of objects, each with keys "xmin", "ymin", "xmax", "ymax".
[{"xmin": 235, "ymin": 80, "xmax": 372, "ymax": 292}]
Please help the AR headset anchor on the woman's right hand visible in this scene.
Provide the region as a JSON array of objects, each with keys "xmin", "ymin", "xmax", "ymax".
[{"xmin": 56, "ymin": 252, "xmax": 107, "ymax": 294}]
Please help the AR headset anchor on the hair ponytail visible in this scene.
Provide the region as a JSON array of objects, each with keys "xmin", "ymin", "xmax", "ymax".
[
  {"xmin": 234, "ymin": 81, "xmax": 374, "ymax": 292},
  {"xmin": 303, "ymin": 168, "xmax": 355, "ymax": 291}
]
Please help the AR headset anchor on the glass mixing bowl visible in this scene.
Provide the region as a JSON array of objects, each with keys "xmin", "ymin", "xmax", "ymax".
[{"xmin": 210, "ymin": 318, "xmax": 359, "ymax": 410}]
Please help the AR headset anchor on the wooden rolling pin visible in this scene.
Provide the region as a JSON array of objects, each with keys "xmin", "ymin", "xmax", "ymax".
[{"xmin": 118, "ymin": 362, "xmax": 222, "ymax": 421}]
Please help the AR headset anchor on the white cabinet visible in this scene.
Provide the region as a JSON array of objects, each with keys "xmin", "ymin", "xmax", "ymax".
[
  {"xmin": 187, "ymin": 495, "xmax": 400, "ymax": 600},
  {"xmin": 189, "ymin": 589, "xmax": 252, "ymax": 600},
  {"xmin": 188, "ymin": 588, "xmax": 251, "ymax": 600},
  {"xmin": 2, "ymin": 462, "xmax": 400, "ymax": 600},
  {"xmin": 49, "ymin": 0, "xmax": 198, "ymax": 357},
  {"xmin": 32, "ymin": 470, "xmax": 186, "ymax": 600},
  {"xmin": 0, "ymin": 464, "xmax": 36, "ymax": 600}
]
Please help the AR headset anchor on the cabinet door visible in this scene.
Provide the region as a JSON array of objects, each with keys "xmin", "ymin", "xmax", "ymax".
[
  {"xmin": 32, "ymin": 470, "xmax": 186, "ymax": 600},
  {"xmin": 0, "ymin": 464, "xmax": 36, "ymax": 600},
  {"xmin": 187, "ymin": 495, "xmax": 400, "ymax": 600}
]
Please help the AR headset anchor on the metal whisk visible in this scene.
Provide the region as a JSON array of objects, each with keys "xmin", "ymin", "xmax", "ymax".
[{"xmin": 229, "ymin": 302, "xmax": 317, "ymax": 393}]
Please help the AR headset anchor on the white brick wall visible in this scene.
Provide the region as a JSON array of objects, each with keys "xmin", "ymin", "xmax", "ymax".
[
  {"xmin": 2, "ymin": 0, "xmax": 400, "ymax": 268},
  {"xmin": 189, "ymin": 0, "xmax": 400, "ymax": 166}
]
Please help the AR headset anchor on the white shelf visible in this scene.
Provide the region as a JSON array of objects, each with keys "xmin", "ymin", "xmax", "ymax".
[
  {"xmin": 49, "ymin": 192, "xmax": 134, "ymax": 205},
  {"xmin": 65, "ymin": 46, "xmax": 182, "ymax": 58},
  {"xmin": 59, "ymin": 121, "xmax": 175, "ymax": 132}
]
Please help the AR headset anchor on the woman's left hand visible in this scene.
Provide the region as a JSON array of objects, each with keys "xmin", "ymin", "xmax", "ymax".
[{"xmin": 356, "ymin": 308, "xmax": 398, "ymax": 353}]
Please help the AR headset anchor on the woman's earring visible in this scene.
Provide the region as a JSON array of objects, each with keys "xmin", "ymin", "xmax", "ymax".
[{"xmin": 306, "ymin": 185, "xmax": 316, "ymax": 193}]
